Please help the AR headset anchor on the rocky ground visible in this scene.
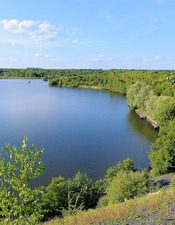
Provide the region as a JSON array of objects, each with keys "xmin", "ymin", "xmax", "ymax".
[{"xmin": 150, "ymin": 174, "xmax": 175, "ymax": 190}]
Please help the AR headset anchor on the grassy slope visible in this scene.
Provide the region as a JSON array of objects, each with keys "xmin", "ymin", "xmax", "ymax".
[{"xmin": 42, "ymin": 188, "xmax": 175, "ymax": 225}]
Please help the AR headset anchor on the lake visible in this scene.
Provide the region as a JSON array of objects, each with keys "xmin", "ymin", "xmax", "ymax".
[{"xmin": 0, "ymin": 79, "xmax": 157, "ymax": 187}]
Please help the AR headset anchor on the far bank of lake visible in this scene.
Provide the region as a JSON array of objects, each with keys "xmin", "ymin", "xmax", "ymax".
[{"xmin": 0, "ymin": 79, "xmax": 158, "ymax": 187}]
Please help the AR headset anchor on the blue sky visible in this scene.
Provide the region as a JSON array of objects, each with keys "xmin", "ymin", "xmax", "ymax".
[{"xmin": 0, "ymin": 0, "xmax": 175, "ymax": 69}]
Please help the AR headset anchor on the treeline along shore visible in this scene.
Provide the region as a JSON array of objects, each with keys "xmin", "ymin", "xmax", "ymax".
[{"xmin": 1, "ymin": 68, "xmax": 175, "ymax": 96}]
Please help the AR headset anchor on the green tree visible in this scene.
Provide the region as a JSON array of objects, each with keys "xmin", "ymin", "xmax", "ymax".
[
  {"xmin": 155, "ymin": 101, "xmax": 175, "ymax": 126},
  {"xmin": 0, "ymin": 137, "xmax": 45, "ymax": 224},
  {"xmin": 144, "ymin": 90, "xmax": 158, "ymax": 118},
  {"xmin": 151, "ymin": 95, "xmax": 175, "ymax": 122},
  {"xmin": 126, "ymin": 81, "xmax": 145, "ymax": 110},
  {"xmin": 149, "ymin": 120, "xmax": 175, "ymax": 176},
  {"xmin": 134, "ymin": 84, "xmax": 151, "ymax": 111},
  {"xmin": 42, "ymin": 172, "xmax": 104, "ymax": 219},
  {"xmin": 42, "ymin": 176, "xmax": 68, "ymax": 218}
]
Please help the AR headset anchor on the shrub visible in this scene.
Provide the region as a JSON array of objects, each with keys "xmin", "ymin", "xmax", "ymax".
[
  {"xmin": 105, "ymin": 158, "xmax": 138, "ymax": 180},
  {"xmin": 42, "ymin": 172, "xmax": 104, "ymax": 219},
  {"xmin": 42, "ymin": 176, "xmax": 68, "ymax": 219},
  {"xmin": 97, "ymin": 195, "xmax": 109, "ymax": 208},
  {"xmin": 106, "ymin": 170, "xmax": 151, "ymax": 203}
]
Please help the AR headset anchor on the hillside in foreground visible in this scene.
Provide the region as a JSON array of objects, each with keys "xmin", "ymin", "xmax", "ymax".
[{"xmin": 42, "ymin": 184, "xmax": 175, "ymax": 225}]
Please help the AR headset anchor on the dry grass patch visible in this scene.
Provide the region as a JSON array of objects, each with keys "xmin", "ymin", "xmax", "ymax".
[{"xmin": 42, "ymin": 188, "xmax": 175, "ymax": 225}]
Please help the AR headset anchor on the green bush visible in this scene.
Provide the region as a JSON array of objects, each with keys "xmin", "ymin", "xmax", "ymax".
[
  {"xmin": 97, "ymin": 195, "xmax": 109, "ymax": 208},
  {"xmin": 42, "ymin": 172, "xmax": 104, "ymax": 219},
  {"xmin": 105, "ymin": 158, "xmax": 138, "ymax": 180},
  {"xmin": 42, "ymin": 176, "xmax": 68, "ymax": 219},
  {"xmin": 106, "ymin": 170, "xmax": 151, "ymax": 203}
]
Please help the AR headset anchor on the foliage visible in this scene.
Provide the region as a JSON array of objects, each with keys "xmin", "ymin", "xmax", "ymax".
[
  {"xmin": 42, "ymin": 172, "xmax": 104, "ymax": 219},
  {"xmin": 151, "ymin": 95, "xmax": 175, "ymax": 121},
  {"xmin": 105, "ymin": 158, "xmax": 138, "ymax": 180},
  {"xmin": 134, "ymin": 84, "xmax": 152, "ymax": 111},
  {"xmin": 97, "ymin": 195, "xmax": 109, "ymax": 208},
  {"xmin": 42, "ymin": 176, "xmax": 68, "ymax": 218},
  {"xmin": 149, "ymin": 120, "xmax": 175, "ymax": 176},
  {"xmin": 43, "ymin": 76, "xmax": 48, "ymax": 81},
  {"xmin": 126, "ymin": 81, "xmax": 146, "ymax": 109},
  {"xmin": 170, "ymin": 176, "xmax": 175, "ymax": 189},
  {"xmin": 106, "ymin": 170, "xmax": 151, "ymax": 203},
  {"xmin": 144, "ymin": 90, "xmax": 158, "ymax": 117},
  {"xmin": 42, "ymin": 188, "xmax": 175, "ymax": 225},
  {"xmin": 126, "ymin": 81, "xmax": 175, "ymax": 125},
  {"xmin": 155, "ymin": 101, "xmax": 175, "ymax": 126},
  {"xmin": 47, "ymin": 69, "xmax": 175, "ymax": 97},
  {"xmin": 0, "ymin": 68, "xmax": 175, "ymax": 97},
  {"xmin": 0, "ymin": 136, "xmax": 45, "ymax": 224}
]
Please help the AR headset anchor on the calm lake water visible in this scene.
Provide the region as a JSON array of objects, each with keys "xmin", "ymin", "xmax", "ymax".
[{"xmin": 0, "ymin": 79, "xmax": 157, "ymax": 187}]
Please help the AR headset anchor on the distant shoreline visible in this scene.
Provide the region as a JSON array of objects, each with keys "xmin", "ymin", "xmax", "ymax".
[{"xmin": 78, "ymin": 85, "xmax": 103, "ymax": 90}]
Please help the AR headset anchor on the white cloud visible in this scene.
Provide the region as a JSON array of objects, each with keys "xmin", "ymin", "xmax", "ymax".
[
  {"xmin": 85, "ymin": 55, "xmax": 112, "ymax": 62},
  {"xmin": 0, "ymin": 19, "xmax": 63, "ymax": 42},
  {"xmin": 33, "ymin": 53, "xmax": 60, "ymax": 61},
  {"xmin": 34, "ymin": 53, "xmax": 42, "ymax": 57},
  {"xmin": 143, "ymin": 56, "xmax": 163, "ymax": 62},
  {"xmin": 88, "ymin": 58, "xmax": 100, "ymax": 62},
  {"xmin": 154, "ymin": 56, "xmax": 162, "ymax": 60},
  {"xmin": 0, "ymin": 19, "xmax": 37, "ymax": 33},
  {"xmin": 30, "ymin": 22, "xmax": 64, "ymax": 41},
  {"xmin": 72, "ymin": 39, "xmax": 78, "ymax": 43}
]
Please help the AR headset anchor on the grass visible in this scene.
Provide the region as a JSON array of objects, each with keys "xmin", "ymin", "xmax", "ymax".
[{"xmin": 42, "ymin": 188, "xmax": 175, "ymax": 225}]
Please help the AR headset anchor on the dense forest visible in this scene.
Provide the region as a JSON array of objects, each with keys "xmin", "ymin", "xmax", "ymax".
[
  {"xmin": 0, "ymin": 68, "xmax": 175, "ymax": 97},
  {"xmin": 48, "ymin": 69, "xmax": 175, "ymax": 97}
]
